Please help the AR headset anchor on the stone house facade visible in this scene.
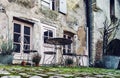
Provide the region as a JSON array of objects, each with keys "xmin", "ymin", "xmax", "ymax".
[
  {"xmin": 0, "ymin": 0, "xmax": 88, "ymax": 66},
  {"xmin": 92, "ymin": 0, "xmax": 120, "ymax": 63}
]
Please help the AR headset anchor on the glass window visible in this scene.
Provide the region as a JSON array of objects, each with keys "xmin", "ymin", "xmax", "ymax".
[
  {"xmin": 14, "ymin": 34, "xmax": 20, "ymax": 42},
  {"xmin": 13, "ymin": 21, "xmax": 32, "ymax": 53},
  {"xmin": 14, "ymin": 43, "xmax": 20, "ymax": 53},
  {"xmin": 63, "ymin": 32, "xmax": 73, "ymax": 53},
  {"xmin": 14, "ymin": 23, "xmax": 21, "ymax": 33},
  {"xmin": 44, "ymin": 30, "xmax": 53, "ymax": 43},
  {"xmin": 24, "ymin": 26, "xmax": 30, "ymax": 35}
]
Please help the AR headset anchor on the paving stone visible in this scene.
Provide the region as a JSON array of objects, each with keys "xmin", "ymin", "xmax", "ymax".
[
  {"xmin": 49, "ymin": 76, "xmax": 64, "ymax": 78},
  {"xmin": 94, "ymin": 75, "xmax": 105, "ymax": 78},
  {"xmin": 1, "ymin": 76, "xmax": 21, "ymax": 78},
  {"xmin": 37, "ymin": 74, "xmax": 48, "ymax": 77},
  {"xmin": 56, "ymin": 74, "xmax": 74, "ymax": 77},
  {"xmin": 46, "ymin": 72, "xmax": 56, "ymax": 75},
  {"xmin": 19, "ymin": 73, "xmax": 30, "ymax": 77},
  {"xmin": 0, "ymin": 70, "xmax": 10, "ymax": 75},
  {"xmin": 30, "ymin": 76, "xmax": 43, "ymax": 78}
]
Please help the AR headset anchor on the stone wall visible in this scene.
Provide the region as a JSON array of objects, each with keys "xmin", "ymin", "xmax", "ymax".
[{"xmin": 0, "ymin": 0, "xmax": 87, "ymax": 65}]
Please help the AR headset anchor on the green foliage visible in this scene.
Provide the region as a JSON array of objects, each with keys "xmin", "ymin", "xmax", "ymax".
[
  {"xmin": 65, "ymin": 58, "xmax": 73, "ymax": 66},
  {"xmin": 8, "ymin": 0, "xmax": 35, "ymax": 8},
  {"xmin": 41, "ymin": 8, "xmax": 58, "ymax": 21},
  {"xmin": 0, "ymin": 39, "xmax": 16, "ymax": 55},
  {"xmin": 32, "ymin": 53, "xmax": 41, "ymax": 64}
]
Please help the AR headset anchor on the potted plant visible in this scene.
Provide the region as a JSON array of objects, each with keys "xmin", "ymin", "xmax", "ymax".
[
  {"xmin": 65, "ymin": 58, "xmax": 73, "ymax": 67},
  {"xmin": 0, "ymin": 39, "xmax": 16, "ymax": 64},
  {"xmin": 21, "ymin": 60, "xmax": 26, "ymax": 66},
  {"xmin": 32, "ymin": 53, "xmax": 41, "ymax": 66},
  {"xmin": 102, "ymin": 39, "xmax": 120, "ymax": 69}
]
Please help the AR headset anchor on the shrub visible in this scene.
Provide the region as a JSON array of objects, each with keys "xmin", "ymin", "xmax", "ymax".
[
  {"xmin": 65, "ymin": 58, "xmax": 73, "ymax": 66},
  {"xmin": 0, "ymin": 39, "xmax": 16, "ymax": 55},
  {"xmin": 32, "ymin": 53, "xmax": 41, "ymax": 65}
]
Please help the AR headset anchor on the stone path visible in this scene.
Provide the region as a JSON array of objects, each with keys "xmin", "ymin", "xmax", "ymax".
[{"xmin": 0, "ymin": 67, "xmax": 119, "ymax": 78}]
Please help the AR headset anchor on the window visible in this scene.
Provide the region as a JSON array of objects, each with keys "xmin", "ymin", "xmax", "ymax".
[
  {"xmin": 44, "ymin": 30, "xmax": 53, "ymax": 43},
  {"xmin": 63, "ymin": 31, "xmax": 74, "ymax": 54},
  {"xmin": 110, "ymin": 0, "xmax": 115, "ymax": 20},
  {"xmin": 13, "ymin": 19, "xmax": 32, "ymax": 53},
  {"xmin": 41, "ymin": 0, "xmax": 67, "ymax": 14}
]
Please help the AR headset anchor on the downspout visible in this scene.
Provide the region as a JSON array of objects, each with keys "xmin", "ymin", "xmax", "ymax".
[{"xmin": 84, "ymin": 0, "xmax": 93, "ymax": 66}]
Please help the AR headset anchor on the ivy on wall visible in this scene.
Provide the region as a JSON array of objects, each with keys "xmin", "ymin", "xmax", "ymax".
[
  {"xmin": 40, "ymin": 8, "xmax": 58, "ymax": 21},
  {"xmin": 8, "ymin": 0, "xmax": 36, "ymax": 8}
]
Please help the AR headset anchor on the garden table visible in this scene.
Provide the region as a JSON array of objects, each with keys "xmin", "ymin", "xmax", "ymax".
[{"xmin": 45, "ymin": 38, "xmax": 72, "ymax": 65}]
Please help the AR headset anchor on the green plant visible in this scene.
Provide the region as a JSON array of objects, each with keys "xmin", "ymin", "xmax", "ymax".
[
  {"xmin": 32, "ymin": 53, "xmax": 41, "ymax": 65},
  {"xmin": 40, "ymin": 8, "xmax": 58, "ymax": 20},
  {"xmin": 0, "ymin": 39, "xmax": 16, "ymax": 55},
  {"xmin": 65, "ymin": 58, "xmax": 73, "ymax": 66}
]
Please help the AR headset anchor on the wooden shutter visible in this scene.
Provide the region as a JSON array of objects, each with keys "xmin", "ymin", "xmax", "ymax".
[{"xmin": 59, "ymin": 0, "xmax": 67, "ymax": 14}]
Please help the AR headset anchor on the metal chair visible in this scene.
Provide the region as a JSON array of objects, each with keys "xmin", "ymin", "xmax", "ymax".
[{"xmin": 43, "ymin": 51, "xmax": 56, "ymax": 65}]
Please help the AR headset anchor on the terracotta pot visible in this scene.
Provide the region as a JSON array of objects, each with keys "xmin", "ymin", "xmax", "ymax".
[
  {"xmin": 21, "ymin": 61, "xmax": 26, "ymax": 66},
  {"xmin": 35, "ymin": 63, "xmax": 39, "ymax": 66}
]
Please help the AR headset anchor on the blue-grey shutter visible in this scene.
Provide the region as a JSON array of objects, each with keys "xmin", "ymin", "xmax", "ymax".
[{"xmin": 59, "ymin": 0, "xmax": 67, "ymax": 14}]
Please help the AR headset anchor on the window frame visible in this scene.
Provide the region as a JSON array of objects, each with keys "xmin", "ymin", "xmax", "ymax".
[
  {"xmin": 13, "ymin": 19, "xmax": 32, "ymax": 53},
  {"xmin": 63, "ymin": 31, "xmax": 74, "ymax": 54},
  {"xmin": 41, "ymin": 0, "xmax": 67, "ymax": 14}
]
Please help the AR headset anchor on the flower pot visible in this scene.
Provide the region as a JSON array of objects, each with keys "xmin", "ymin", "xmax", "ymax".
[
  {"xmin": 21, "ymin": 61, "xmax": 26, "ymax": 66},
  {"xmin": 0, "ymin": 55, "xmax": 13, "ymax": 64},
  {"xmin": 103, "ymin": 56, "xmax": 120, "ymax": 69},
  {"xmin": 35, "ymin": 63, "xmax": 39, "ymax": 66}
]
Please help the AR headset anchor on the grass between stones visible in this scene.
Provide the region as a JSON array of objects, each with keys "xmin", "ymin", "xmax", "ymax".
[{"xmin": 0, "ymin": 65, "xmax": 120, "ymax": 78}]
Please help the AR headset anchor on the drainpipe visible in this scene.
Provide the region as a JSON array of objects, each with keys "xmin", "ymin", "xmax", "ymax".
[{"xmin": 84, "ymin": 0, "xmax": 93, "ymax": 66}]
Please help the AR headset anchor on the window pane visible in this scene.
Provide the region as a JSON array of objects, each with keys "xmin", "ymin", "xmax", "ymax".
[
  {"xmin": 63, "ymin": 35, "xmax": 66, "ymax": 38},
  {"xmin": 63, "ymin": 49, "xmax": 66, "ymax": 54},
  {"xmin": 14, "ymin": 43, "xmax": 20, "ymax": 53},
  {"xmin": 44, "ymin": 31, "xmax": 48, "ymax": 36},
  {"xmin": 68, "ymin": 45, "xmax": 71, "ymax": 49},
  {"xmin": 14, "ymin": 23, "xmax": 21, "ymax": 33},
  {"xmin": 49, "ymin": 30, "xmax": 53, "ymax": 37},
  {"xmin": 24, "ymin": 45, "xmax": 30, "ymax": 51},
  {"xmin": 68, "ymin": 36, "xmax": 71, "ymax": 40},
  {"xmin": 44, "ymin": 36, "xmax": 48, "ymax": 43},
  {"xmin": 24, "ymin": 26, "xmax": 30, "ymax": 35},
  {"xmin": 67, "ymin": 49, "xmax": 71, "ymax": 53},
  {"xmin": 14, "ymin": 34, "xmax": 20, "ymax": 43},
  {"xmin": 24, "ymin": 36, "xmax": 30, "ymax": 44}
]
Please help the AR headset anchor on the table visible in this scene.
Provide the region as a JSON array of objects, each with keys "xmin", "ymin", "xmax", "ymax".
[
  {"xmin": 46, "ymin": 38, "xmax": 72, "ymax": 65},
  {"xmin": 46, "ymin": 38, "xmax": 72, "ymax": 45}
]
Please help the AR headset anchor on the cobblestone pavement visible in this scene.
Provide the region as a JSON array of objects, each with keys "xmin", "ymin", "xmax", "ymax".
[{"xmin": 0, "ymin": 66, "xmax": 120, "ymax": 78}]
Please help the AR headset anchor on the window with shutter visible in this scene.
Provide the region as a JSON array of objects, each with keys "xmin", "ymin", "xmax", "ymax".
[{"xmin": 41, "ymin": 0, "xmax": 67, "ymax": 14}]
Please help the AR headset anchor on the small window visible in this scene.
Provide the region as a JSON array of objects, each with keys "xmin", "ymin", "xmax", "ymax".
[
  {"xmin": 41, "ymin": 0, "xmax": 67, "ymax": 14},
  {"xmin": 44, "ymin": 30, "xmax": 53, "ymax": 43},
  {"xmin": 63, "ymin": 31, "xmax": 74, "ymax": 54}
]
